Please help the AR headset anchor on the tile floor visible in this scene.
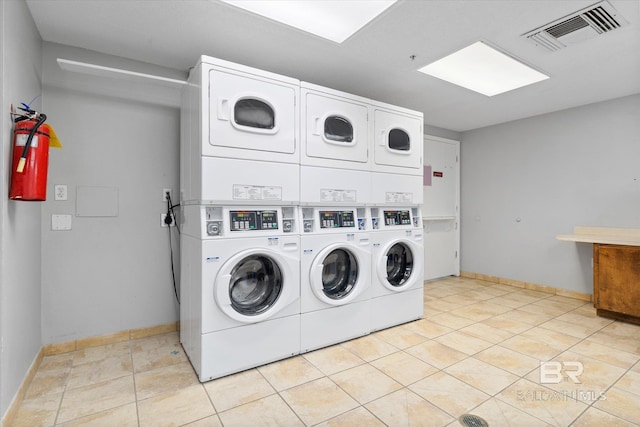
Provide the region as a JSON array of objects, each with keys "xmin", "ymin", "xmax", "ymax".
[{"xmin": 10, "ymin": 276, "xmax": 640, "ymax": 427}]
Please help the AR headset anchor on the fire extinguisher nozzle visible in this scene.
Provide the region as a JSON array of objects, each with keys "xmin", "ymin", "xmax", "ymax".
[{"xmin": 16, "ymin": 157, "xmax": 26, "ymax": 173}]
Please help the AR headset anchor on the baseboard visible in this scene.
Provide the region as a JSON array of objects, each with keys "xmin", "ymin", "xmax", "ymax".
[
  {"xmin": 43, "ymin": 321, "xmax": 179, "ymax": 356},
  {"xmin": 459, "ymin": 271, "xmax": 592, "ymax": 302},
  {"xmin": 1, "ymin": 347, "xmax": 44, "ymax": 427},
  {"xmin": 2, "ymin": 321, "xmax": 179, "ymax": 426}
]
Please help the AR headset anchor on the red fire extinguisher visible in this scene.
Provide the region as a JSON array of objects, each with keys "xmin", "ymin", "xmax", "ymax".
[{"xmin": 9, "ymin": 110, "xmax": 50, "ymax": 201}]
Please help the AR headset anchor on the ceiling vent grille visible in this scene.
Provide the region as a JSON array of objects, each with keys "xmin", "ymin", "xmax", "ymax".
[{"xmin": 523, "ymin": 1, "xmax": 628, "ymax": 52}]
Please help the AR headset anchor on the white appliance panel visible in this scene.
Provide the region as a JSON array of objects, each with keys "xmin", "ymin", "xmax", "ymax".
[
  {"xmin": 371, "ymin": 172, "xmax": 423, "ymax": 206},
  {"xmin": 372, "ymin": 104, "xmax": 423, "ymax": 174},
  {"xmin": 300, "ymin": 300, "xmax": 369, "ymax": 353},
  {"xmin": 370, "ymin": 288, "xmax": 423, "ymax": 332},
  {"xmin": 198, "ymin": 315, "xmax": 300, "ymax": 382},
  {"xmin": 199, "ymin": 157, "xmax": 300, "ymax": 205},
  {"xmin": 300, "ymin": 166, "xmax": 371, "ymax": 205},
  {"xmin": 207, "ymin": 68, "xmax": 298, "ymax": 158},
  {"xmin": 301, "ymin": 83, "xmax": 369, "ymax": 170}
]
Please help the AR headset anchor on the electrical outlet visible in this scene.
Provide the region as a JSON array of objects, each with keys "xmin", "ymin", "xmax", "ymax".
[
  {"xmin": 162, "ymin": 188, "xmax": 172, "ymax": 202},
  {"xmin": 54, "ymin": 185, "xmax": 68, "ymax": 201},
  {"xmin": 161, "ymin": 213, "xmax": 176, "ymax": 227}
]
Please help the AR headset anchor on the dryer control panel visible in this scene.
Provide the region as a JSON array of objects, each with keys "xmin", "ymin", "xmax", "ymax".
[{"xmin": 230, "ymin": 210, "xmax": 278, "ymax": 231}]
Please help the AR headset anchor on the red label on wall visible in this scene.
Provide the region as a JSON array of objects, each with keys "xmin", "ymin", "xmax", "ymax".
[{"xmin": 433, "ymin": 171, "xmax": 443, "ymax": 177}]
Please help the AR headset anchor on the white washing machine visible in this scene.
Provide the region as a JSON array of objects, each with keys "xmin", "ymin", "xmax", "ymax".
[
  {"xmin": 180, "ymin": 205, "xmax": 300, "ymax": 382},
  {"xmin": 369, "ymin": 207, "xmax": 424, "ymax": 332},
  {"xmin": 181, "ymin": 55, "xmax": 300, "ymax": 205},
  {"xmin": 299, "ymin": 207, "xmax": 371, "ymax": 352},
  {"xmin": 300, "ymin": 82, "xmax": 372, "ymax": 205}
]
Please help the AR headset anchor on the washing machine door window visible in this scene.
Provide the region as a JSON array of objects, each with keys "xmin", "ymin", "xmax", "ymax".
[
  {"xmin": 386, "ymin": 242, "xmax": 414, "ymax": 287},
  {"xmin": 228, "ymin": 255, "xmax": 283, "ymax": 316},
  {"xmin": 324, "ymin": 116, "xmax": 353, "ymax": 143},
  {"xmin": 234, "ymin": 98, "xmax": 275, "ymax": 130},
  {"xmin": 321, "ymin": 249, "xmax": 358, "ymax": 300}
]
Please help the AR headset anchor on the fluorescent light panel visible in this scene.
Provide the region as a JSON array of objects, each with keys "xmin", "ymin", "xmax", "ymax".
[
  {"xmin": 418, "ymin": 41, "xmax": 549, "ymax": 96},
  {"xmin": 220, "ymin": 0, "xmax": 396, "ymax": 43}
]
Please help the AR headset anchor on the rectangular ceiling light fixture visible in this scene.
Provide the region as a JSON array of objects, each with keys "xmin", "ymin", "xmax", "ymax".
[
  {"xmin": 220, "ymin": 0, "xmax": 397, "ymax": 43},
  {"xmin": 418, "ymin": 41, "xmax": 549, "ymax": 96}
]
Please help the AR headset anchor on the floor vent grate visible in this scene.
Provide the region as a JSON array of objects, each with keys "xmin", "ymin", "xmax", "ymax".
[{"xmin": 458, "ymin": 413, "xmax": 489, "ymax": 427}]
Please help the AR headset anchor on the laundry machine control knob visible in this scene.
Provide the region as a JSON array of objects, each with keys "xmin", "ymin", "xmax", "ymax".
[
  {"xmin": 207, "ymin": 221, "xmax": 221, "ymax": 236},
  {"xmin": 283, "ymin": 220, "xmax": 293, "ymax": 233},
  {"xmin": 303, "ymin": 220, "xmax": 313, "ymax": 233}
]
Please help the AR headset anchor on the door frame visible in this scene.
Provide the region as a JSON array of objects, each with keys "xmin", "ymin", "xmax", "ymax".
[{"xmin": 423, "ymin": 134, "xmax": 460, "ymax": 279}]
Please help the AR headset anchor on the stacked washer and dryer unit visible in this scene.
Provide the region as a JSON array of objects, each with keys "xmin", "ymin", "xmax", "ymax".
[
  {"xmin": 369, "ymin": 100, "xmax": 425, "ymax": 332},
  {"xmin": 180, "ymin": 57, "xmax": 302, "ymax": 382},
  {"xmin": 298, "ymin": 83, "xmax": 373, "ymax": 353},
  {"xmin": 180, "ymin": 55, "xmax": 425, "ymax": 382}
]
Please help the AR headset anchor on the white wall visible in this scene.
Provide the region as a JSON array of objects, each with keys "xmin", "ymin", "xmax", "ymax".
[
  {"xmin": 0, "ymin": 0, "xmax": 43, "ymax": 419},
  {"xmin": 424, "ymin": 124, "xmax": 460, "ymax": 142},
  {"xmin": 40, "ymin": 43, "xmax": 182, "ymax": 344},
  {"xmin": 461, "ymin": 94, "xmax": 640, "ymax": 293}
]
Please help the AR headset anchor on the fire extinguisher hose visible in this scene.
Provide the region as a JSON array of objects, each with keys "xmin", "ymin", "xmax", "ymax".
[{"xmin": 16, "ymin": 113, "xmax": 47, "ymax": 173}]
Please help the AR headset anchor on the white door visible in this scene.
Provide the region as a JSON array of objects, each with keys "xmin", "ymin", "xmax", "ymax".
[
  {"xmin": 207, "ymin": 68, "xmax": 298, "ymax": 158},
  {"xmin": 422, "ymin": 136, "xmax": 460, "ymax": 280},
  {"xmin": 302, "ymin": 89, "xmax": 369, "ymax": 167},
  {"xmin": 372, "ymin": 107, "xmax": 423, "ymax": 172}
]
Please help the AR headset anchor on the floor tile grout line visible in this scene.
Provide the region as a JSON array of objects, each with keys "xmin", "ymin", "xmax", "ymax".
[{"xmin": 128, "ymin": 340, "xmax": 141, "ymax": 427}]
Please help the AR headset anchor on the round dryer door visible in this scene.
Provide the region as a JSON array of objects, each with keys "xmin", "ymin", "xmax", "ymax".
[
  {"xmin": 377, "ymin": 239, "xmax": 420, "ymax": 292},
  {"xmin": 216, "ymin": 249, "xmax": 297, "ymax": 323},
  {"xmin": 310, "ymin": 244, "xmax": 370, "ymax": 306}
]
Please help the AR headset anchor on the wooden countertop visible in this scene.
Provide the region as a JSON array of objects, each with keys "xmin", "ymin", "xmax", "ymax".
[{"xmin": 557, "ymin": 226, "xmax": 640, "ymax": 246}]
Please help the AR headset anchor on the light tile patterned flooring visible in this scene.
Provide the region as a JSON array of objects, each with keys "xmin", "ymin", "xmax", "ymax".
[{"xmin": 10, "ymin": 277, "xmax": 640, "ymax": 426}]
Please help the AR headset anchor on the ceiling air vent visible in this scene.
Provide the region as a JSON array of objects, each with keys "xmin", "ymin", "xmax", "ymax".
[{"xmin": 523, "ymin": 0, "xmax": 628, "ymax": 52}]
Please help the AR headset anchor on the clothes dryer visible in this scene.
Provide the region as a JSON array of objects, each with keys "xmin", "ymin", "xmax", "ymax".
[
  {"xmin": 369, "ymin": 207, "xmax": 424, "ymax": 332},
  {"xmin": 180, "ymin": 205, "xmax": 300, "ymax": 382},
  {"xmin": 300, "ymin": 82, "xmax": 371, "ymax": 205},
  {"xmin": 369, "ymin": 101, "xmax": 423, "ymax": 206},
  {"xmin": 299, "ymin": 207, "xmax": 371, "ymax": 352},
  {"xmin": 370, "ymin": 100, "xmax": 423, "ymax": 175},
  {"xmin": 181, "ymin": 55, "xmax": 300, "ymax": 205}
]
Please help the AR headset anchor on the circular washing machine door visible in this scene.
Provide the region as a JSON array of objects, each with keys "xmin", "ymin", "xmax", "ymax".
[
  {"xmin": 376, "ymin": 238, "xmax": 421, "ymax": 292},
  {"xmin": 215, "ymin": 248, "xmax": 297, "ymax": 323},
  {"xmin": 310, "ymin": 243, "xmax": 370, "ymax": 306}
]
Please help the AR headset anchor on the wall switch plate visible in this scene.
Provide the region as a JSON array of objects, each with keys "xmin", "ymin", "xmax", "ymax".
[
  {"xmin": 54, "ymin": 185, "xmax": 68, "ymax": 201},
  {"xmin": 52, "ymin": 214, "xmax": 72, "ymax": 230}
]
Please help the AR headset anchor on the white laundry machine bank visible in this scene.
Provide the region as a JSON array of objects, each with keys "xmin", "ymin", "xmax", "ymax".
[
  {"xmin": 180, "ymin": 204, "xmax": 301, "ymax": 382},
  {"xmin": 299, "ymin": 82, "xmax": 372, "ymax": 206},
  {"xmin": 181, "ymin": 55, "xmax": 300, "ymax": 205},
  {"xmin": 299, "ymin": 207, "xmax": 371, "ymax": 353},
  {"xmin": 369, "ymin": 207, "xmax": 424, "ymax": 332}
]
